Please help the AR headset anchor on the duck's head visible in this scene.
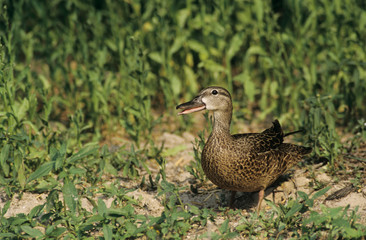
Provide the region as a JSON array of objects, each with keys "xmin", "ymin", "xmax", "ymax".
[{"xmin": 176, "ymin": 86, "xmax": 232, "ymax": 115}]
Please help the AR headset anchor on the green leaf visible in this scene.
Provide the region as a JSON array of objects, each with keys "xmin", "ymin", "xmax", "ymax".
[
  {"xmin": 239, "ymin": 71, "xmax": 256, "ymax": 102},
  {"xmin": 170, "ymin": 74, "xmax": 181, "ymax": 97},
  {"xmin": 297, "ymin": 191, "xmax": 309, "ymax": 201},
  {"xmin": 0, "ymin": 144, "xmax": 10, "ymax": 176},
  {"xmin": 177, "ymin": 9, "xmax": 190, "ymax": 28},
  {"xmin": 0, "ymin": 201, "xmax": 10, "ymax": 216},
  {"xmin": 125, "ymin": 221, "xmax": 137, "ymax": 234},
  {"xmin": 98, "ymin": 198, "xmax": 107, "ymax": 216},
  {"xmin": 311, "ymin": 186, "xmax": 331, "ymax": 200},
  {"xmin": 17, "ymin": 163, "xmax": 26, "ymax": 189},
  {"xmin": 285, "ymin": 201, "xmax": 303, "ymax": 218},
  {"xmin": 183, "ymin": 65, "xmax": 198, "ymax": 93},
  {"xmin": 48, "ymin": 227, "xmax": 67, "ymax": 237},
  {"xmin": 53, "ymin": 142, "xmax": 67, "ymax": 171},
  {"xmin": 68, "ymin": 167, "xmax": 86, "ymax": 175},
  {"xmin": 161, "ymin": 145, "xmax": 187, "ymax": 157},
  {"xmin": 21, "ymin": 225, "xmax": 43, "ymax": 238},
  {"xmin": 199, "ymin": 59, "xmax": 226, "ymax": 73},
  {"xmin": 62, "ymin": 181, "xmax": 78, "ymax": 213},
  {"xmin": 66, "ymin": 145, "xmax": 98, "ymax": 164},
  {"xmin": 0, "ymin": 233, "xmax": 16, "ymax": 238},
  {"xmin": 227, "ymin": 32, "xmax": 244, "ymax": 61},
  {"xmin": 169, "ymin": 35, "xmax": 187, "ymax": 55},
  {"xmin": 187, "ymin": 40, "xmax": 209, "ymax": 58},
  {"xmin": 103, "ymin": 224, "xmax": 113, "ymax": 240},
  {"xmin": 29, "ymin": 204, "xmax": 45, "ymax": 219},
  {"xmin": 27, "ymin": 161, "xmax": 54, "ymax": 183},
  {"xmin": 219, "ymin": 219, "xmax": 229, "ymax": 234},
  {"xmin": 148, "ymin": 52, "xmax": 163, "ymax": 64},
  {"xmin": 15, "ymin": 98, "xmax": 29, "ymax": 122},
  {"xmin": 107, "ymin": 205, "xmax": 134, "ymax": 217}
]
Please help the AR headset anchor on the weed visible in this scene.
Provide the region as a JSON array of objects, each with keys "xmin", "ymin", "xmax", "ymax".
[{"xmin": 186, "ymin": 129, "xmax": 208, "ymax": 184}]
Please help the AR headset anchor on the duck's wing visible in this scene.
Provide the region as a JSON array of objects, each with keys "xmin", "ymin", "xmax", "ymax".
[
  {"xmin": 232, "ymin": 120, "xmax": 284, "ymax": 153},
  {"xmin": 243, "ymin": 143, "xmax": 312, "ymax": 189}
]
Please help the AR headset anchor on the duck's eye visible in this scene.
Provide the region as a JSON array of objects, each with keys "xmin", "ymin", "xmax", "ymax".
[{"xmin": 212, "ymin": 90, "xmax": 218, "ymax": 95}]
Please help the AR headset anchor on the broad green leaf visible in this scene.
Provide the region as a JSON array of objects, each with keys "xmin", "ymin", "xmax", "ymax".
[
  {"xmin": 243, "ymin": 72, "xmax": 256, "ymax": 102},
  {"xmin": 66, "ymin": 145, "xmax": 98, "ymax": 164},
  {"xmin": 98, "ymin": 198, "xmax": 107, "ymax": 216},
  {"xmin": 51, "ymin": 227, "xmax": 67, "ymax": 237},
  {"xmin": 0, "ymin": 144, "xmax": 10, "ymax": 176},
  {"xmin": 53, "ymin": 142, "xmax": 67, "ymax": 170},
  {"xmin": 107, "ymin": 205, "xmax": 134, "ymax": 217},
  {"xmin": 285, "ymin": 201, "xmax": 303, "ymax": 218},
  {"xmin": 29, "ymin": 204, "xmax": 45, "ymax": 219},
  {"xmin": 125, "ymin": 222, "xmax": 137, "ymax": 234},
  {"xmin": 103, "ymin": 224, "xmax": 113, "ymax": 240},
  {"xmin": 183, "ymin": 65, "xmax": 198, "ymax": 93},
  {"xmin": 170, "ymin": 74, "xmax": 181, "ymax": 97},
  {"xmin": 169, "ymin": 35, "xmax": 187, "ymax": 56},
  {"xmin": 219, "ymin": 219, "xmax": 229, "ymax": 234},
  {"xmin": 161, "ymin": 145, "xmax": 187, "ymax": 157},
  {"xmin": 0, "ymin": 201, "xmax": 11, "ymax": 216},
  {"xmin": 199, "ymin": 59, "xmax": 226, "ymax": 73},
  {"xmin": 177, "ymin": 9, "xmax": 190, "ymax": 28},
  {"xmin": 15, "ymin": 98, "xmax": 29, "ymax": 122},
  {"xmin": 227, "ymin": 32, "xmax": 244, "ymax": 61},
  {"xmin": 62, "ymin": 181, "xmax": 78, "ymax": 213},
  {"xmin": 27, "ymin": 162, "xmax": 54, "ymax": 183},
  {"xmin": 85, "ymin": 215, "xmax": 104, "ymax": 224},
  {"xmin": 187, "ymin": 40, "xmax": 209, "ymax": 57},
  {"xmin": 312, "ymin": 186, "xmax": 331, "ymax": 200},
  {"xmin": 68, "ymin": 167, "xmax": 86, "ymax": 175},
  {"xmin": 148, "ymin": 52, "xmax": 163, "ymax": 64},
  {"xmin": 17, "ymin": 163, "xmax": 26, "ymax": 189},
  {"xmin": 21, "ymin": 225, "xmax": 43, "ymax": 238},
  {"xmin": 0, "ymin": 233, "xmax": 16, "ymax": 238},
  {"xmin": 297, "ymin": 191, "xmax": 309, "ymax": 201},
  {"xmin": 246, "ymin": 46, "xmax": 267, "ymax": 57}
]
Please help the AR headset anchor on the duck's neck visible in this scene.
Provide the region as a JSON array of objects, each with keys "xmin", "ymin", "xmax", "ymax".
[{"xmin": 211, "ymin": 109, "xmax": 232, "ymax": 137}]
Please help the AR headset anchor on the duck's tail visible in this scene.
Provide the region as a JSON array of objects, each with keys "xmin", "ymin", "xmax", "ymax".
[{"xmin": 284, "ymin": 129, "xmax": 304, "ymax": 137}]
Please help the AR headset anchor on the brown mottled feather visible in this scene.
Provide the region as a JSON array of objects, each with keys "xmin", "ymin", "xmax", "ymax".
[{"xmin": 176, "ymin": 86, "xmax": 312, "ymax": 210}]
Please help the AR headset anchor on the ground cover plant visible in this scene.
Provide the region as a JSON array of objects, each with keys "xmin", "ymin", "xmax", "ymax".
[{"xmin": 0, "ymin": 0, "xmax": 366, "ymax": 239}]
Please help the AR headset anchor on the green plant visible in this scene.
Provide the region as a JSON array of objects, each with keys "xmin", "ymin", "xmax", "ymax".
[
  {"xmin": 186, "ymin": 129, "xmax": 208, "ymax": 184},
  {"xmin": 302, "ymin": 95, "xmax": 343, "ymax": 170}
]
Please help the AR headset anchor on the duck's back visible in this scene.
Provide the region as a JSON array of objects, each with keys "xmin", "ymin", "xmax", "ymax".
[{"xmin": 201, "ymin": 120, "xmax": 312, "ymax": 192}]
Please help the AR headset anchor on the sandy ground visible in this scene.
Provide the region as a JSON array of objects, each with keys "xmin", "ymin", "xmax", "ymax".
[{"xmin": 1, "ymin": 129, "xmax": 365, "ymax": 238}]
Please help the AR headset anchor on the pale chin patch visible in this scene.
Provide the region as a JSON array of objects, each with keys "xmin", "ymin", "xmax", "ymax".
[{"xmin": 201, "ymin": 97, "xmax": 212, "ymax": 110}]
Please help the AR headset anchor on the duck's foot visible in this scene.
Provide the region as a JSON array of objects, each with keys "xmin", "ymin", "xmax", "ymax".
[{"xmin": 256, "ymin": 189, "xmax": 265, "ymax": 213}]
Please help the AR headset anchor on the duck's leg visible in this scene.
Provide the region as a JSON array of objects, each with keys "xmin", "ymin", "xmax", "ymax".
[
  {"xmin": 229, "ymin": 191, "xmax": 236, "ymax": 208},
  {"xmin": 256, "ymin": 189, "xmax": 265, "ymax": 213}
]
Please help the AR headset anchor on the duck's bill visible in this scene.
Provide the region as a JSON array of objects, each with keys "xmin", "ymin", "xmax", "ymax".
[{"xmin": 176, "ymin": 101, "xmax": 206, "ymax": 115}]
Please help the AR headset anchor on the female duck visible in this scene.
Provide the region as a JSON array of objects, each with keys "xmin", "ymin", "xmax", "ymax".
[{"xmin": 176, "ymin": 86, "xmax": 311, "ymax": 212}]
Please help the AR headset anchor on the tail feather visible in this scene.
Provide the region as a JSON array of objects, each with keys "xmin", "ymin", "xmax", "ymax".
[{"xmin": 284, "ymin": 129, "xmax": 304, "ymax": 137}]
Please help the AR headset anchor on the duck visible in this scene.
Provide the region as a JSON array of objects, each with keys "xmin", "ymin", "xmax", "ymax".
[{"xmin": 176, "ymin": 86, "xmax": 312, "ymax": 212}]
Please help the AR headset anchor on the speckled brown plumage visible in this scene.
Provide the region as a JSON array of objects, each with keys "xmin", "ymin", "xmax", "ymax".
[{"xmin": 176, "ymin": 86, "xmax": 312, "ymax": 211}]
